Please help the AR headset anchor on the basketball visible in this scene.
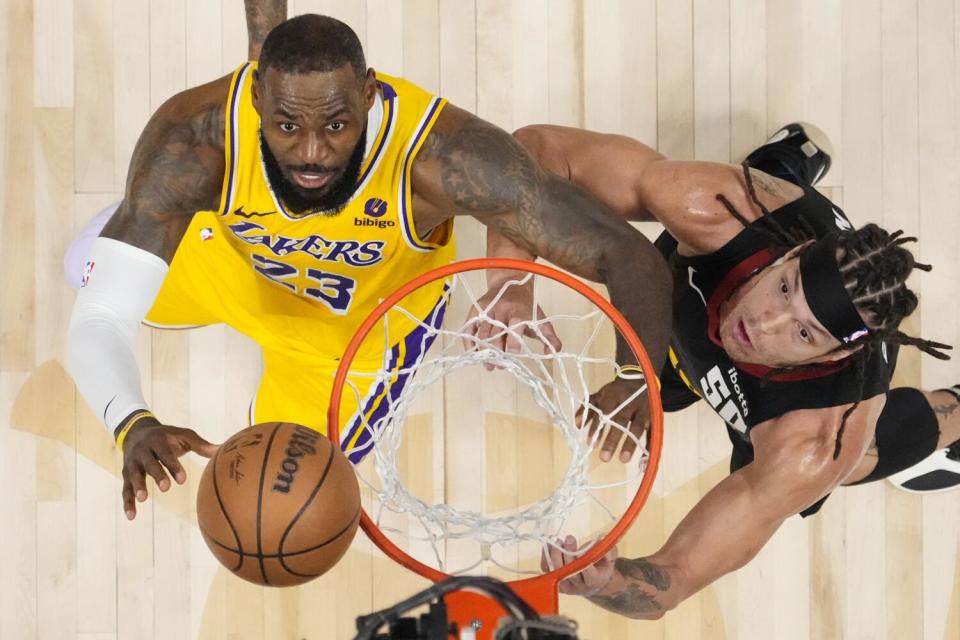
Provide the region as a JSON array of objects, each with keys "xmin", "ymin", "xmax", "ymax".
[{"xmin": 196, "ymin": 422, "xmax": 361, "ymax": 587}]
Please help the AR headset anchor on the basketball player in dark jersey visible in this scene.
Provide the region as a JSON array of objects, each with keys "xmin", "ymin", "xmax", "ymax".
[{"xmin": 487, "ymin": 123, "xmax": 959, "ymax": 618}]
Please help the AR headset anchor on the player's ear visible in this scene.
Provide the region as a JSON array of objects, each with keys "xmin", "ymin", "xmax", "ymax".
[
  {"xmin": 361, "ymin": 68, "xmax": 376, "ymax": 110},
  {"xmin": 251, "ymin": 70, "xmax": 262, "ymax": 115}
]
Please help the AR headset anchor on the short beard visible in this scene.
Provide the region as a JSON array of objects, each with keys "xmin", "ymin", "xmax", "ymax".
[{"xmin": 259, "ymin": 128, "xmax": 367, "ymax": 216}]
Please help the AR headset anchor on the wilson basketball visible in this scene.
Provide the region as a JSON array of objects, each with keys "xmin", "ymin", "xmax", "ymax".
[{"xmin": 196, "ymin": 422, "xmax": 361, "ymax": 587}]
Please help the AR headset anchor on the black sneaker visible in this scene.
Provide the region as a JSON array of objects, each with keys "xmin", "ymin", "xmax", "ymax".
[
  {"xmin": 888, "ymin": 438, "xmax": 960, "ymax": 494},
  {"xmin": 744, "ymin": 122, "xmax": 833, "ymax": 187},
  {"xmin": 945, "ymin": 385, "xmax": 960, "ymax": 465}
]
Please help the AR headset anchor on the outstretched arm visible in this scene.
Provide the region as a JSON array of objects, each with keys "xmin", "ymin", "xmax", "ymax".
[
  {"xmin": 556, "ymin": 399, "xmax": 882, "ymax": 619},
  {"xmin": 512, "ymin": 125, "xmax": 664, "ymax": 222},
  {"xmin": 69, "ymin": 79, "xmax": 229, "ymax": 519},
  {"xmin": 510, "ymin": 124, "xmax": 804, "ymax": 255},
  {"xmin": 412, "ymin": 105, "xmax": 673, "ymax": 372},
  {"xmin": 102, "ymin": 82, "xmax": 227, "ymax": 260},
  {"xmin": 482, "ymin": 125, "xmax": 664, "ymax": 269},
  {"xmin": 245, "ymin": 0, "xmax": 287, "ymax": 61}
]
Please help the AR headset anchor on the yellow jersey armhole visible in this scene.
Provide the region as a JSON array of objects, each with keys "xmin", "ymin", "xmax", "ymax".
[
  {"xmin": 424, "ymin": 221, "xmax": 453, "ymax": 246},
  {"xmin": 401, "ymin": 98, "xmax": 449, "ymax": 250},
  {"xmin": 217, "ymin": 62, "xmax": 253, "ymax": 215}
]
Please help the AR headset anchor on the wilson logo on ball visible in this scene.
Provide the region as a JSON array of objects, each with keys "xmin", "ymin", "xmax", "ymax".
[{"xmin": 272, "ymin": 426, "xmax": 322, "ymax": 494}]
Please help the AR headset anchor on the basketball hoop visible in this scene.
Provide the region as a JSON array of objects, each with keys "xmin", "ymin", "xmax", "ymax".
[{"xmin": 328, "ymin": 259, "xmax": 663, "ymax": 639}]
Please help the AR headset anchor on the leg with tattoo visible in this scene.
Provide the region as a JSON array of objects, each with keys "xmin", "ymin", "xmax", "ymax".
[{"xmin": 886, "ymin": 387, "xmax": 960, "ymax": 493}]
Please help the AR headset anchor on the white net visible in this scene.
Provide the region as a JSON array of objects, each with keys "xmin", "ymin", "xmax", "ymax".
[{"xmin": 334, "ymin": 268, "xmax": 657, "ymax": 579}]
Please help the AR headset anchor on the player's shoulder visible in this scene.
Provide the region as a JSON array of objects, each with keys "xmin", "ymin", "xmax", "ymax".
[
  {"xmin": 671, "ymin": 167, "xmax": 805, "ymax": 256},
  {"xmin": 127, "ymin": 72, "xmax": 234, "ymax": 183},
  {"xmin": 370, "ymin": 71, "xmax": 440, "ymax": 116},
  {"xmin": 751, "ymin": 394, "xmax": 885, "ymax": 481},
  {"xmin": 141, "ymin": 73, "xmax": 234, "ymax": 153},
  {"xmin": 121, "ymin": 72, "xmax": 235, "ymax": 228},
  {"xmin": 132, "ymin": 74, "xmax": 232, "ymax": 172}
]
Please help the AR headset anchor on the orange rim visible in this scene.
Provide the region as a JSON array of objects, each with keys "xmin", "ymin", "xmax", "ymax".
[{"xmin": 327, "ymin": 258, "xmax": 663, "ymax": 602}]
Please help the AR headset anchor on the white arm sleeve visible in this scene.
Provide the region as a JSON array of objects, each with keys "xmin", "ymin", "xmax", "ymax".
[{"xmin": 67, "ymin": 237, "xmax": 169, "ymax": 432}]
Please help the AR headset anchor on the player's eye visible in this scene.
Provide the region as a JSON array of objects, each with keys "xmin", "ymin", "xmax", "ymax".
[
  {"xmin": 780, "ymin": 279, "xmax": 789, "ymax": 296},
  {"xmin": 279, "ymin": 122, "xmax": 298, "ymax": 133},
  {"xmin": 327, "ymin": 121, "xmax": 345, "ymax": 132},
  {"xmin": 798, "ymin": 325, "xmax": 811, "ymax": 343}
]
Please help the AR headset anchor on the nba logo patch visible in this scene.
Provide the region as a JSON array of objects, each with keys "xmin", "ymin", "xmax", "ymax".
[
  {"xmin": 833, "ymin": 207, "xmax": 852, "ymax": 231},
  {"xmin": 200, "ymin": 227, "xmax": 214, "ymax": 241},
  {"xmin": 364, "ymin": 197, "xmax": 388, "ymax": 218},
  {"xmin": 842, "ymin": 328, "xmax": 869, "ymax": 344},
  {"xmin": 81, "ymin": 260, "xmax": 95, "ymax": 287}
]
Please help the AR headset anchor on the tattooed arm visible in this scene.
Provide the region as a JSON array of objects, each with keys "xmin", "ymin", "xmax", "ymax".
[
  {"xmin": 926, "ymin": 388, "xmax": 960, "ymax": 449},
  {"xmin": 101, "ymin": 78, "xmax": 228, "ymax": 260},
  {"xmin": 71, "ymin": 79, "xmax": 229, "ymax": 519},
  {"xmin": 245, "ymin": 0, "xmax": 287, "ymax": 61},
  {"xmin": 587, "ymin": 557, "xmax": 675, "ymax": 619},
  {"xmin": 558, "ymin": 399, "xmax": 880, "ymax": 619},
  {"xmin": 411, "ymin": 105, "xmax": 673, "ymax": 373}
]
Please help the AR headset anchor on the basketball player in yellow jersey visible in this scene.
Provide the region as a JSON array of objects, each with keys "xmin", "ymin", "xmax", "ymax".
[{"xmin": 66, "ymin": 12, "xmax": 673, "ymax": 520}]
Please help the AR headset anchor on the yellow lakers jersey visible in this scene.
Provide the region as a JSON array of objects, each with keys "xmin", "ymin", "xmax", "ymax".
[{"xmin": 146, "ymin": 63, "xmax": 456, "ymax": 365}]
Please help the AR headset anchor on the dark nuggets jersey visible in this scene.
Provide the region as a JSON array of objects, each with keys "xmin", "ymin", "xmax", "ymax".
[{"xmin": 657, "ymin": 184, "xmax": 897, "ymax": 444}]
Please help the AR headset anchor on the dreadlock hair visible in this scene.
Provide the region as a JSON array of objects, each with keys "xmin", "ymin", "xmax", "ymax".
[
  {"xmin": 258, "ymin": 14, "xmax": 367, "ymax": 84},
  {"xmin": 718, "ymin": 163, "xmax": 951, "ymax": 459}
]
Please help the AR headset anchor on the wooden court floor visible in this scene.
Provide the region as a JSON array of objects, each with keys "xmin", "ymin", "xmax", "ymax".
[{"xmin": 2, "ymin": 0, "xmax": 959, "ymax": 638}]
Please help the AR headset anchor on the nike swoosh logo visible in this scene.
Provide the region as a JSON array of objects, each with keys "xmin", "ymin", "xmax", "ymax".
[
  {"xmin": 233, "ymin": 207, "xmax": 276, "ymax": 218},
  {"xmin": 688, "ymin": 267, "xmax": 707, "ymax": 306},
  {"xmin": 103, "ymin": 395, "xmax": 117, "ymax": 422},
  {"xmin": 833, "ymin": 207, "xmax": 852, "ymax": 230},
  {"xmin": 813, "ymin": 164, "xmax": 826, "ymax": 184}
]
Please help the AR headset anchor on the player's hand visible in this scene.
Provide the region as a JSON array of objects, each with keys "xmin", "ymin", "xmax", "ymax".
[
  {"xmin": 121, "ymin": 419, "xmax": 219, "ymax": 520},
  {"xmin": 462, "ymin": 277, "xmax": 561, "ymax": 369},
  {"xmin": 542, "ymin": 535, "xmax": 619, "ymax": 597},
  {"xmin": 576, "ymin": 376, "xmax": 650, "ymax": 463}
]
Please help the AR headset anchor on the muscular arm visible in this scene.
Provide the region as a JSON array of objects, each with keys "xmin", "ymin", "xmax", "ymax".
[
  {"xmin": 484, "ymin": 126, "xmax": 662, "ymax": 269},
  {"xmin": 102, "ymin": 79, "xmax": 228, "ymax": 262},
  {"xmin": 104, "ymin": 0, "xmax": 268, "ymax": 260},
  {"xmin": 513, "ymin": 125, "xmax": 663, "ymax": 222},
  {"xmin": 72, "ymin": 77, "xmax": 228, "ymax": 438},
  {"xmin": 245, "ymin": 0, "xmax": 287, "ymax": 61},
  {"xmin": 68, "ymin": 57, "xmax": 234, "ymax": 517},
  {"xmin": 588, "ymin": 397, "xmax": 882, "ymax": 619},
  {"xmin": 509, "ymin": 124, "xmax": 804, "ymax": 255},
  {"xmin": 412, "ymin": 105, "xmax": 673, "ymax": 370}
]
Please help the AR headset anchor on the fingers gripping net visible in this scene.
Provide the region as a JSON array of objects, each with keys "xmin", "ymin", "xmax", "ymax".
[{"xmin": 335, "ymin": 263, "xmax": 657, "ymax": 580}]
